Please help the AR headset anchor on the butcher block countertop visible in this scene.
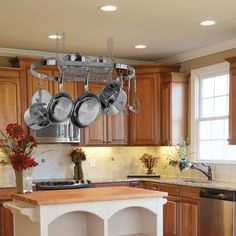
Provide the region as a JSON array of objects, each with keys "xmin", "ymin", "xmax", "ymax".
[{"xmin": 11, "ymin": 186, "xmax": 168, "ymax": 206}]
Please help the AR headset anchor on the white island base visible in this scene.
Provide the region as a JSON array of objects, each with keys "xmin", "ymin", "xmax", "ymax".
[{"xmin": 4, "ymin": 187, "xmax": 167, "ymax": 236}]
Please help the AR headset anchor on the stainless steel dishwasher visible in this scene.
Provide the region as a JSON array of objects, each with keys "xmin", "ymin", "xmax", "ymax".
[{"xmin": 200, "ymin": 188, "xmax": 236, "ymax": 236}]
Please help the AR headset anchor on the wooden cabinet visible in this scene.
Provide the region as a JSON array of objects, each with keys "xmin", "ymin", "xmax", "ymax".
[
  {"xmin": 131, "ymin": 181, "xmax": 200, "ymax": 236},
  {"xmin": 160, "ymin": 72, "xmax": 189, "ymax": 145},
  {"xmin": 179, "ymin": 186, "xmax": 200, "ymax": 236},
  {"xmin": 160, "ymin": 184, "xmax": 179, "ymax": 236},
  {"xmin": 225, "ymin": 56, "xmax": 236, "ymax": 144},
  {"xmin": 0, "ymin": 188, "xmax": 15, "ymax": 236},
  {"xmin": 82, "ymin": 83, "xmax": 128, "ymax": 146},
  {"xmin": 0, "ymin": 67, "xmax": 21, "ymax": 131},
  {"xmin": 130, "ymin": 65, "xmax": 179, "ymax": 146}
]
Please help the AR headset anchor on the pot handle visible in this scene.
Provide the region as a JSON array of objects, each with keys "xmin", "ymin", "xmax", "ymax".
[{"xmin": 84, "ymin": 71, "xmax": 90, "ymax": 93}]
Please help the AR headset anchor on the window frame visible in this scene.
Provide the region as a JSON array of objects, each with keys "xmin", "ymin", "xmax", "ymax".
[{"xmin": 190, "ymin": 62, "xmax": 231, "ymax": 163}]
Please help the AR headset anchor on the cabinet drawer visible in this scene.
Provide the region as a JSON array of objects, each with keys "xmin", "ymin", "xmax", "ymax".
[
  {"xmin": 130, "ymin": 181, "xmax": 144, "ymax": 188},
  {"xmin": 159, "ymin": 184, "xmax": 179, "ymax": 196},
  {"xmin": 179, "ymin": 186, "xmax": 200, "ymax": 200},
  {"xmin": 143, "ymin": 182, "xmax": 160, "ymax": 191}
]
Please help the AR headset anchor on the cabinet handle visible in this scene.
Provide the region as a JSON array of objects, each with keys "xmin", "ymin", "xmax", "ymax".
[{"xmin": 152, "ymin": 186, "xmax": 159, "ymax": 191}]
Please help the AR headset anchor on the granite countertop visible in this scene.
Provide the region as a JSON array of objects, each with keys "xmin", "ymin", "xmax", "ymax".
[{"xmin": 2, "ymin": 177, "xmax": 236, "ymax": 191}]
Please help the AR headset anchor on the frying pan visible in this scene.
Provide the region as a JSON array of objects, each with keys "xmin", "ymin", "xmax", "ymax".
[
  {"xmin": 71, "ymin": 73, "xmax": 101, "ymax": 128},
  {"xmin": 47, "ymin": 70, "xmax": 74, "ymax": 123}
]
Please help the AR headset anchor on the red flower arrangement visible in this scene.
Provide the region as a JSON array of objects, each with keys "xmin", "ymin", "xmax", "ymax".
[{"xmin": 0, "ymin": 123, "xmax": 38, "ymax": 171}]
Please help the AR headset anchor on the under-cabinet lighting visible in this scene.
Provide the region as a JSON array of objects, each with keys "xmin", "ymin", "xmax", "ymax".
[
  {"xmin": 200, "ymin": 20, "xmax": 216, "ymax": 26},
  {"xmin": 99, "ymin": 5, "xmax": 117, "ymax": 12}
]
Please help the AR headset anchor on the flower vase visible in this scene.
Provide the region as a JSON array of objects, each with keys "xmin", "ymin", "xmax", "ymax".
[
  {"xmin": 74, "ymin": 161, "xmax": 84, "ymax": 181},
  {"xmin": 146, "ymin": 167, "xmax": 154, "ymax": 175},
  {"xmin": 14, "ymin": 170, "xmax": 23, "ymax": 194},
  {"xmin": 14, "ymin": 169, "xmax": 33, "ymax": 194}
]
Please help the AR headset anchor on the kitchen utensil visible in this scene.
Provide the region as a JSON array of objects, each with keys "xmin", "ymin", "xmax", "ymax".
[
  {"xmin": 100, "ymin": 77, "xmax": 127, "ymax": 116},
  {"xmin": 47, "ymin": 70, "xmax": 73, "ymax": 123},
  {"xmin": 24, "ymin": 84, "xmax": 51, "ymax": 130},
  {"xmin": 24, "ymin": 102, "xmax": 50, "ymax": 130},
  {"xmin": 71, "ymin": 73, "xmax": 101, "ymax": 128},
  {"xmin": 31, "ymin": 85, "xmax": 52, "ymax": 105},
  {"xmin": 127, "ymin": 76, "xmax": 141, "ymax": 113}
]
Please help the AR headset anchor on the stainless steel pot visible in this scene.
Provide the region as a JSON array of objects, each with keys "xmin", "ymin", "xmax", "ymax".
[
  {"xmin": 71, "ymin": 73, "xmax": 101, "ymax": 128},
  {"xmin": 24, "ymin": 102, "xmax": 50, "ymax": 130},
  {"xmin": 99, "ymin": 79, "xmax": 127, "ymax": 116},
  {"xmin": 47, "ymin": 71, "xmax": 73, "ymax": 123}
]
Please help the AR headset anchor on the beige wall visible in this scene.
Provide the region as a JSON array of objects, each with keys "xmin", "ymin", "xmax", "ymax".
[{"xmin": 179, "ymin": 48, "xmax": 236, "ymax": 73}]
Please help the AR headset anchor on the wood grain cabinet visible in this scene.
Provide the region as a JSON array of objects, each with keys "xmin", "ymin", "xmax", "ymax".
[
  {"xmin": 179, "ymin": 186, "xmax": 200, "ymax": 236},
  {"xmin": 0, "ymin": 67, "xmax": 21, "ymax": 131},
  {"xmin": 130, "ymin": 65, "xmax": 180, "ymax": 146},
  {"xmin": 0, "ymin": 188, "xmax": 16, "ymax": 236},
  {"xmin": 131, "ymin": 181, "xmax": 200, "ymax": 236},
  {"xmin": 82, "ymin": 83, "xmax": 128, "ymax": 146},
  {"xmin": 160, "ymin": 72, "xmax": 189, "ymax": 145},
  {"xmin": 225, "ymin": 56, "xmax": 236, "ymax": 144}
]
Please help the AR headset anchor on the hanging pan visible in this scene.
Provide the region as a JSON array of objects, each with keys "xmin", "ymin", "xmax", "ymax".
[
  {"xmin": 71, "ymin": 73, "xmax": 101, "ymax": 128},
  {"xmin": 47, "ymin": 70, "xmax": 74, "ymax": 123}
]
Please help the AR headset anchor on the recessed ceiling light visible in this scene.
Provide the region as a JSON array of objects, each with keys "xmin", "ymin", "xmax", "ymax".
[
  {"xmin": 48, "ymin": 34, "xmax": 62, "ymax": 40},
  {"xmin": 99, "ymin": 5, "xmax": 117, "ymax": 12},
  {"xmin": 135, "ymin": 44, "xmax": 147, "ymax": 49},
  {"xmin": 200, "ymin": 20, "xmax": 216, "ymax": 26}
]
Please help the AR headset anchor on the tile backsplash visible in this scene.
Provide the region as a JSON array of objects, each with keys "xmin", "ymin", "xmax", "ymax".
[{"xmin": 1, "ymin": 144, "xmax": 236, "ymax": 183}]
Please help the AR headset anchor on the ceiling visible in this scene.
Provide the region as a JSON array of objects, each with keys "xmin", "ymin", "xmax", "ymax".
[{"xmin": 0, "ymin": 0, "xmax": 236, "ymax": 61}]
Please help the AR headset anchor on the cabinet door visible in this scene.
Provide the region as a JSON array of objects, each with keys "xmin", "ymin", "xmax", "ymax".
[
  {"xmin": 83, "ymin": 83, "xmax": 107, "ymax": 146},
  {"xmin": 179, "ymin": 198, "xmax": 199, "ymax": 236},
  {"xmin": 0, "ymin": 202, "xmax": 13, "ymax": 236},
  {"xmin": 163, "ymin": 196, "xmax": 179, "ymax": 236},
  {"xmin": 26, "ymin": 68, "xmax": 54, "ymax": 106},
  {"xmin": 161, "ymin": 82, "xmax": 171, "ymax": 145},
  {"xmin": 0, "ymin": 69, "xmax": 21, "ymax": 130},
  {"xmin": 130, "ymin": 74, "xmax": 161, "ymax": 145}
]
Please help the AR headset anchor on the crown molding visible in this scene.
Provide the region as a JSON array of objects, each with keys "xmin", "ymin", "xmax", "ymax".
[
  {"xmin": 156, "ymin": 38, "xmax": 236, "ymax": 64},
  {"xmin": 0, "ymin": 47, "xmax": 152, "ymax": 65}
]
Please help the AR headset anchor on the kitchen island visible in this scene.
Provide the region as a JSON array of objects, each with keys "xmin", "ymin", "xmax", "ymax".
[{"xmin": 4, "ymin": 186, "xmax": 167, "ymax": 236}]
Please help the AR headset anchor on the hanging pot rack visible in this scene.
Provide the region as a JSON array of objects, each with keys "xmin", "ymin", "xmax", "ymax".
[{"xmin": 30, "ymin": 54, "xmax": 135, "ymax": 83}]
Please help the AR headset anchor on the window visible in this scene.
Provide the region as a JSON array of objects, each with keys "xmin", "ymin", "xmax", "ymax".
[{"xmin": 191, "ymin": 62, "xmax": 236, "ymax": 162}]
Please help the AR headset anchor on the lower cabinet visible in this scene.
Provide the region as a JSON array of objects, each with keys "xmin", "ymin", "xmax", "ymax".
[
  {"xmin": 131, "ymin": 181, "xmax": 200, "ymax": 236},
  {"xmin": 0, "ymin": 202, "xmax": 13, "ymax": 236}
]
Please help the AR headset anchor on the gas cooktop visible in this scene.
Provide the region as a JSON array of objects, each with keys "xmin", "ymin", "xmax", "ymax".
[{"xmin": 35, "ymin": 179, "xmax": 91, "ymax": 191}]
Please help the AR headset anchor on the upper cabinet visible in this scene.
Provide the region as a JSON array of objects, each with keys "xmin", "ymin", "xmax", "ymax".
[
  {"xmin": 0, "ymin": 67, "xmax": 21, "ymax": 132},
  {"xmin": 81, "ymin": 83, "xmax": 128, "ymax": 146},
  {"xmin": 160, "ymin": 72, "xmax": 189, "ymax": 145},
  {"xmin": 225, "ymin": 56, "xmax": 236, "ymax": 144},
  {"xmin": 130, "ymin": 65, "xmax": 180, "ymax": 146}
]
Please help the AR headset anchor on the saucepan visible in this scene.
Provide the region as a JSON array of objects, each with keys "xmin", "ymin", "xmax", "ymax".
[
  {"xmin": 24, "ymin": 85, "xmax": 51, "ymax": 130},
  {"xmin": 71, "ymin": 72, "xmax": 101, "ymax": 128},
  {"xmin": 47, "ymin": 70, "xmax": 74, "ymax": 123},
  {"xmin": 99, "ymin": 77, "xmax": 127, "ymax": 116}
]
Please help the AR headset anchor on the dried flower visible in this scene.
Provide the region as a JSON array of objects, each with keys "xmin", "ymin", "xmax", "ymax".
[
  {"xmin": 70, "ymin": 147, "xmax": 86, "ymax": 164},
  {"xmin": 140, "ymin": 153, "xmax": 158, "ymax": 170},
  {"xmin": 0, "ymin": 123, "xmax": 38, "ymax": 171}
]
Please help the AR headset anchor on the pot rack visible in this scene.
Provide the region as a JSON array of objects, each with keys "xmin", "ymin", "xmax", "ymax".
[{"xmin": 30, "ymin": 55, "xmax": 135, "ymax": 83}]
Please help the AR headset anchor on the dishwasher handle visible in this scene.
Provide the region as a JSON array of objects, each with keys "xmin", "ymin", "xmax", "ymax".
[{"xmin": 200, "ymin": 188, "xmax": 236, "ymax": 201}]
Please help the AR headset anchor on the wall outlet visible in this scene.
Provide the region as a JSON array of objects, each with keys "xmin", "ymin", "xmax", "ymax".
[{"xmin": 90, "ymin": 158, "xmax": 96, "ymax": 168}]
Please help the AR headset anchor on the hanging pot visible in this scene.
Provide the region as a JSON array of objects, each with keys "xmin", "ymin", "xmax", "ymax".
[
  {"xmin": 31, "ymin": 89, "xmax": 52, "ymax": 105},
  {"xmin": 71, "ymin": 73, "xmax": 101, "ymax": 128},
  {"xmin": 47, "ymin": 71, "xmax": 74, "ymax": 123},
  {"xmin": 99, "ymin": 79, "xmax": 127, "ymax": 116},
  {"xmin": 24, "ymin": 102, "xmax": 50, "ymax": 130}
]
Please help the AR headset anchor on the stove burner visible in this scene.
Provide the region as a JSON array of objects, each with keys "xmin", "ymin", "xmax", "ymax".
[{"xmin": 36, "ymin": 180, "xmax": 91, "ymax": 191}]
